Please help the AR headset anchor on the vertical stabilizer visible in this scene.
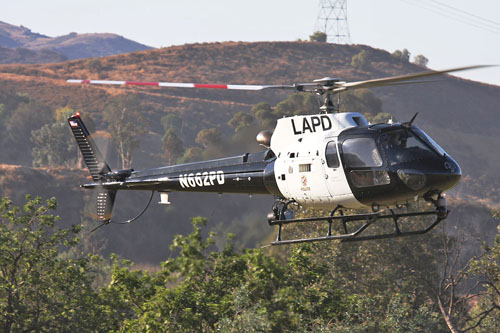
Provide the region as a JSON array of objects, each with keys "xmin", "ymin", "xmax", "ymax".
[
  {"xmin": 68, "ymin": 113, "xmax": 116, "ymax": 222},
  {"xmin": 68, "ymin": 113, "xmax": 111, "ymax": 181}
]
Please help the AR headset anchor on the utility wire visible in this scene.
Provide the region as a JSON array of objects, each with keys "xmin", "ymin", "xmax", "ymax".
[
  {"xmin": 425, "ymin": 0, "xmax": 500, "ymax": 33},
  {"xmin": 403, "ymin": 0, "xmax": 500, "ymax": 33},
  {"xmin": 418, "ymin": 0, "xmax": 500, "ymax": 33},
  {"xmin": 401, "ymin": 0, "xmax": 500, "ymax": 36},
  {"xmin": 429, "ymin": 0, "xmax": 500, "ymax": 28}
]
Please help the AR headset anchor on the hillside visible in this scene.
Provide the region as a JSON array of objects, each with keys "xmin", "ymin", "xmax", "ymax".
[
  {"xmin": 0, "ymin": 21, "xmax": 45, "ymax": 47},
  {"xmin": 0, "ymin": 46, "xmax": 68, "ymax": 64},
  {"xmin": 0, "ymin": 41, "xmax": 498, "ymax": 261},
  {"xmin": 0, "ymin": 21, "xmax": 152, "ymax": 63}
]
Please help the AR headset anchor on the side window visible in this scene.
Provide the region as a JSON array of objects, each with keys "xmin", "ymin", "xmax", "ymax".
[
  {"xmin": 342, "ymin": 137, "xmax": 382, "ymax": 168},
  {"xmin": 325, "ymin": 141, "xmax": 339, "ymax": 168},
  {"xmin": 350, "ymin": 170, "xmax": 390, "ymax": 187},
  {"xmin": 299, "ymin": 164, "xmax": 311, "ymax": 172}
]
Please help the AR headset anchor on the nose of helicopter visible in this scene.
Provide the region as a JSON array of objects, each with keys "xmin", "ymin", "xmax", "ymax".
[
  {"xmin": 432, "ymin": 156, "xmax": 462, "ymax": 191},
  {"xmin": 397, "ymin": 156, "xmax": 461, "ymax": 193}
]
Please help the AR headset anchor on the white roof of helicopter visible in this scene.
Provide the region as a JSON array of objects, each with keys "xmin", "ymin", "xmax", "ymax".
[{"xmin": 270, "ymin": 112, "xmax": 368, "ymax": 155}]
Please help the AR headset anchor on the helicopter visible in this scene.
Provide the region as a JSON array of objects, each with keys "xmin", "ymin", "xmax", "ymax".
[{"xmin": 66, "ymin": 65, "xmax": 485, "ymax": 245}]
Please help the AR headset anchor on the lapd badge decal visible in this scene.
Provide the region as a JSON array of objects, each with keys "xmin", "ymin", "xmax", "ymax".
[{"xmin": 301, "ymin": 175, "xmax": 310, "ymax": 191}]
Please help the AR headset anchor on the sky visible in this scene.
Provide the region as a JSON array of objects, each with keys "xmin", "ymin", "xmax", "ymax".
[{"xmin": 1, "ymin": 0, "xmax": 499, "ymax": 85}]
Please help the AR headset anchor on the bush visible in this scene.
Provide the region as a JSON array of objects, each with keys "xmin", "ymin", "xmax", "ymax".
[
  {"xmin": 392, "ymin": 48, "xmax": 410, "ymax": 62},
  {"xmin": 309, "ymin": 31, "xmax": 328, "ymax": 42},
  {"xmin": 413, "ymin": 54, "xmax": 429, "ymax": 67},
  {"xmin": 85, "ymin": 58, "xmax": 103, "ymax": 72},
  {"xmin": 351, "ymin": 49, "xmax": 370, "ymax": 69},
  {"xmin": 0, "ymin": 196, "xmax": 117, "ymax": 332}
]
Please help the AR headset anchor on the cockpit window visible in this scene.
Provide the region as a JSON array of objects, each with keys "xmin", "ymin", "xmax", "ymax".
[
  {"xmin": 350, "ymin": 170, "xmax": 390, "ymax": 187},
  {"xmin": 380, "ymin": 130, "xmax": 438, "ymax": 165},
  {"xmin": 342, "ymin": 138, "xmax": 383, "ymax": 168},
  {"xmin": 325, "ymin": 141, "xmax": 339, "ymax": 168}
]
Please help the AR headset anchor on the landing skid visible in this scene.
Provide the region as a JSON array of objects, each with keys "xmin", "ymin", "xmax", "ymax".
[{"xmin": 268, "ymin": 196, "xmax": 448, "ymax": 246}]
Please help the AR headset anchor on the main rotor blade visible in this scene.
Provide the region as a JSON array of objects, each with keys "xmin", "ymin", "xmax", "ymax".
[
  {"xmin": 66, "ymin": 79, "xmax": 296, "ymax": 91},
  {"xmin": 67, "ymin": 65, "xmax": 493, "ymax": 93},
  {"xmin": 373, "ymin": 79, "xmax": 444, "ymax": 87},
  {"xmin": 332, "ymin": 64, "xmax": 493, "ymax": 92}
]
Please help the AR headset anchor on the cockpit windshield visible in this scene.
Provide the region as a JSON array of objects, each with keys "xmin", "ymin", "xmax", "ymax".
[
  {"xmin": 380, "ymin": 129, "xmax": 440, "ymax": 165},
  {"xmin": 411, "ymin": 127, "xmax": 447, "ymax": 157}
]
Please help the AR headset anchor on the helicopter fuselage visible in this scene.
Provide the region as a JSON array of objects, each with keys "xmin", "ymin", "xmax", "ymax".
[{"xmin": 80, "ymin": 112, "xmax": 461, "ymax": 210}]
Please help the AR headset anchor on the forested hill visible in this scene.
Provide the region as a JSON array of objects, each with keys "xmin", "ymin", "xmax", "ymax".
[{"xmin": 0, "ymin": 21, "xmax": 152, "ymax": 63}]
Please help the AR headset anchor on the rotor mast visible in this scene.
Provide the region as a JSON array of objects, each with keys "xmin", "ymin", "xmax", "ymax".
[{"xmin": 313, "ymin": 77, "xmax": 342, "ymax": 113}]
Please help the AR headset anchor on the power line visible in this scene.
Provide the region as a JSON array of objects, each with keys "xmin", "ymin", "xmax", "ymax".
[
  {"xmin": 410, "ymin": 0, "xmax": 500, "ymax": 34},
  {"xmin": 401, "ymin": 0, "xmax": 500, "ymax": 36},
  {"xmin": 429, "ymin": 0, "xmax": 500, "ymax": 28}
]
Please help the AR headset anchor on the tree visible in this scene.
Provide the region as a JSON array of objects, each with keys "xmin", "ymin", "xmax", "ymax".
[
  {"xmin": 103, "ymin": 96, "xmax": 147, "ymax": 169},
  {"xmin": 0, "ymin": 196, "xmax": 118, "ymax": 332},
  {"xmin": 178, "ymin": 146, "xmax": 203, "ymax": 164},
  {"xmin": 195, "ymin": 127, "xmax": 222, "ymax": 148},
  {"xmin": 428, "ymin": 228, "xmax": 476, "ymax": 332},
  {"xmin": 341, "ymin": 89, "xmax": 383, "ymax": 115},
  {"xmin": 275, "ymin": 93, "xmax": 318, "ymax": 117},
  {"xmin": 31, "ymin": 122, "xmax": 76, "ymax": 167},
  {"xmin": 0, "ymin": 104, "xmax": 7, "ymax": 147},
  {"xmin": 279, "ymin": 208, "xmax": 451, "ymax": 331},
  {"xmin": 351, "ymin": 49, "xmax": 370, "ymax": 69},
  {"xmin": 106, "ymin": 218, "xmax": 352, "ymax": 332},
  {"xmin": 161, "ymin": 113, "xmax": 184, "ymax": 133},
  {"xmin": 163, "ymin": 128, "xmax": 185, "ymax": 164},
  {"xmin": 227, "ymin": 111, "xmax": 254, "ymax": 132},
  {"xmin": 251, "ymin": 102, "xmax": 276, "ymax": 128},
  {"xmin": 0, "ymin": 104, "xmax": 6, "ymax": 131},
  {"xmin": 466, "ymin": 210, "xmax": 500, "ymax": 332},
  {"xmin": 309, "ymin": 31, "xmax": 327, "ymax": 42},
  {"xmin": 392, "ymin": 48, "xmax": 411, "ymax": 62},
  {"xmin": 54, "ymin": 106, "xmax": 76, "ymax": 123},
  {"xmin": 0, "ymin": 90, "xmax": 34, "ymax": 163},
  {"xmin": 412, "ymin": 54, "xmax": 429, "ymax": 67},
  {"xmin": 6, "ymin": 101, "xmax": 52, "ymax": 157}
]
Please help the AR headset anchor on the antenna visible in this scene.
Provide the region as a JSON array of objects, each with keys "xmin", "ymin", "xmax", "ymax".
[{"xmin": 315, "ymin": 0, "xmax": 351, "ymax": 44}]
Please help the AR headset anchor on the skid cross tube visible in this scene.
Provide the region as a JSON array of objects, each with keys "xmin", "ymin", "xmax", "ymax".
[{"xmin": 269, "ymin": 209, "xmax": 448, "ymax": 246}]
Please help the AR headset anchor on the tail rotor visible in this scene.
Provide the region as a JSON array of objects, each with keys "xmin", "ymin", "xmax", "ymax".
[{"xmin": 68, "ymin": 113, "xmax": 117, "ymax": 222}]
